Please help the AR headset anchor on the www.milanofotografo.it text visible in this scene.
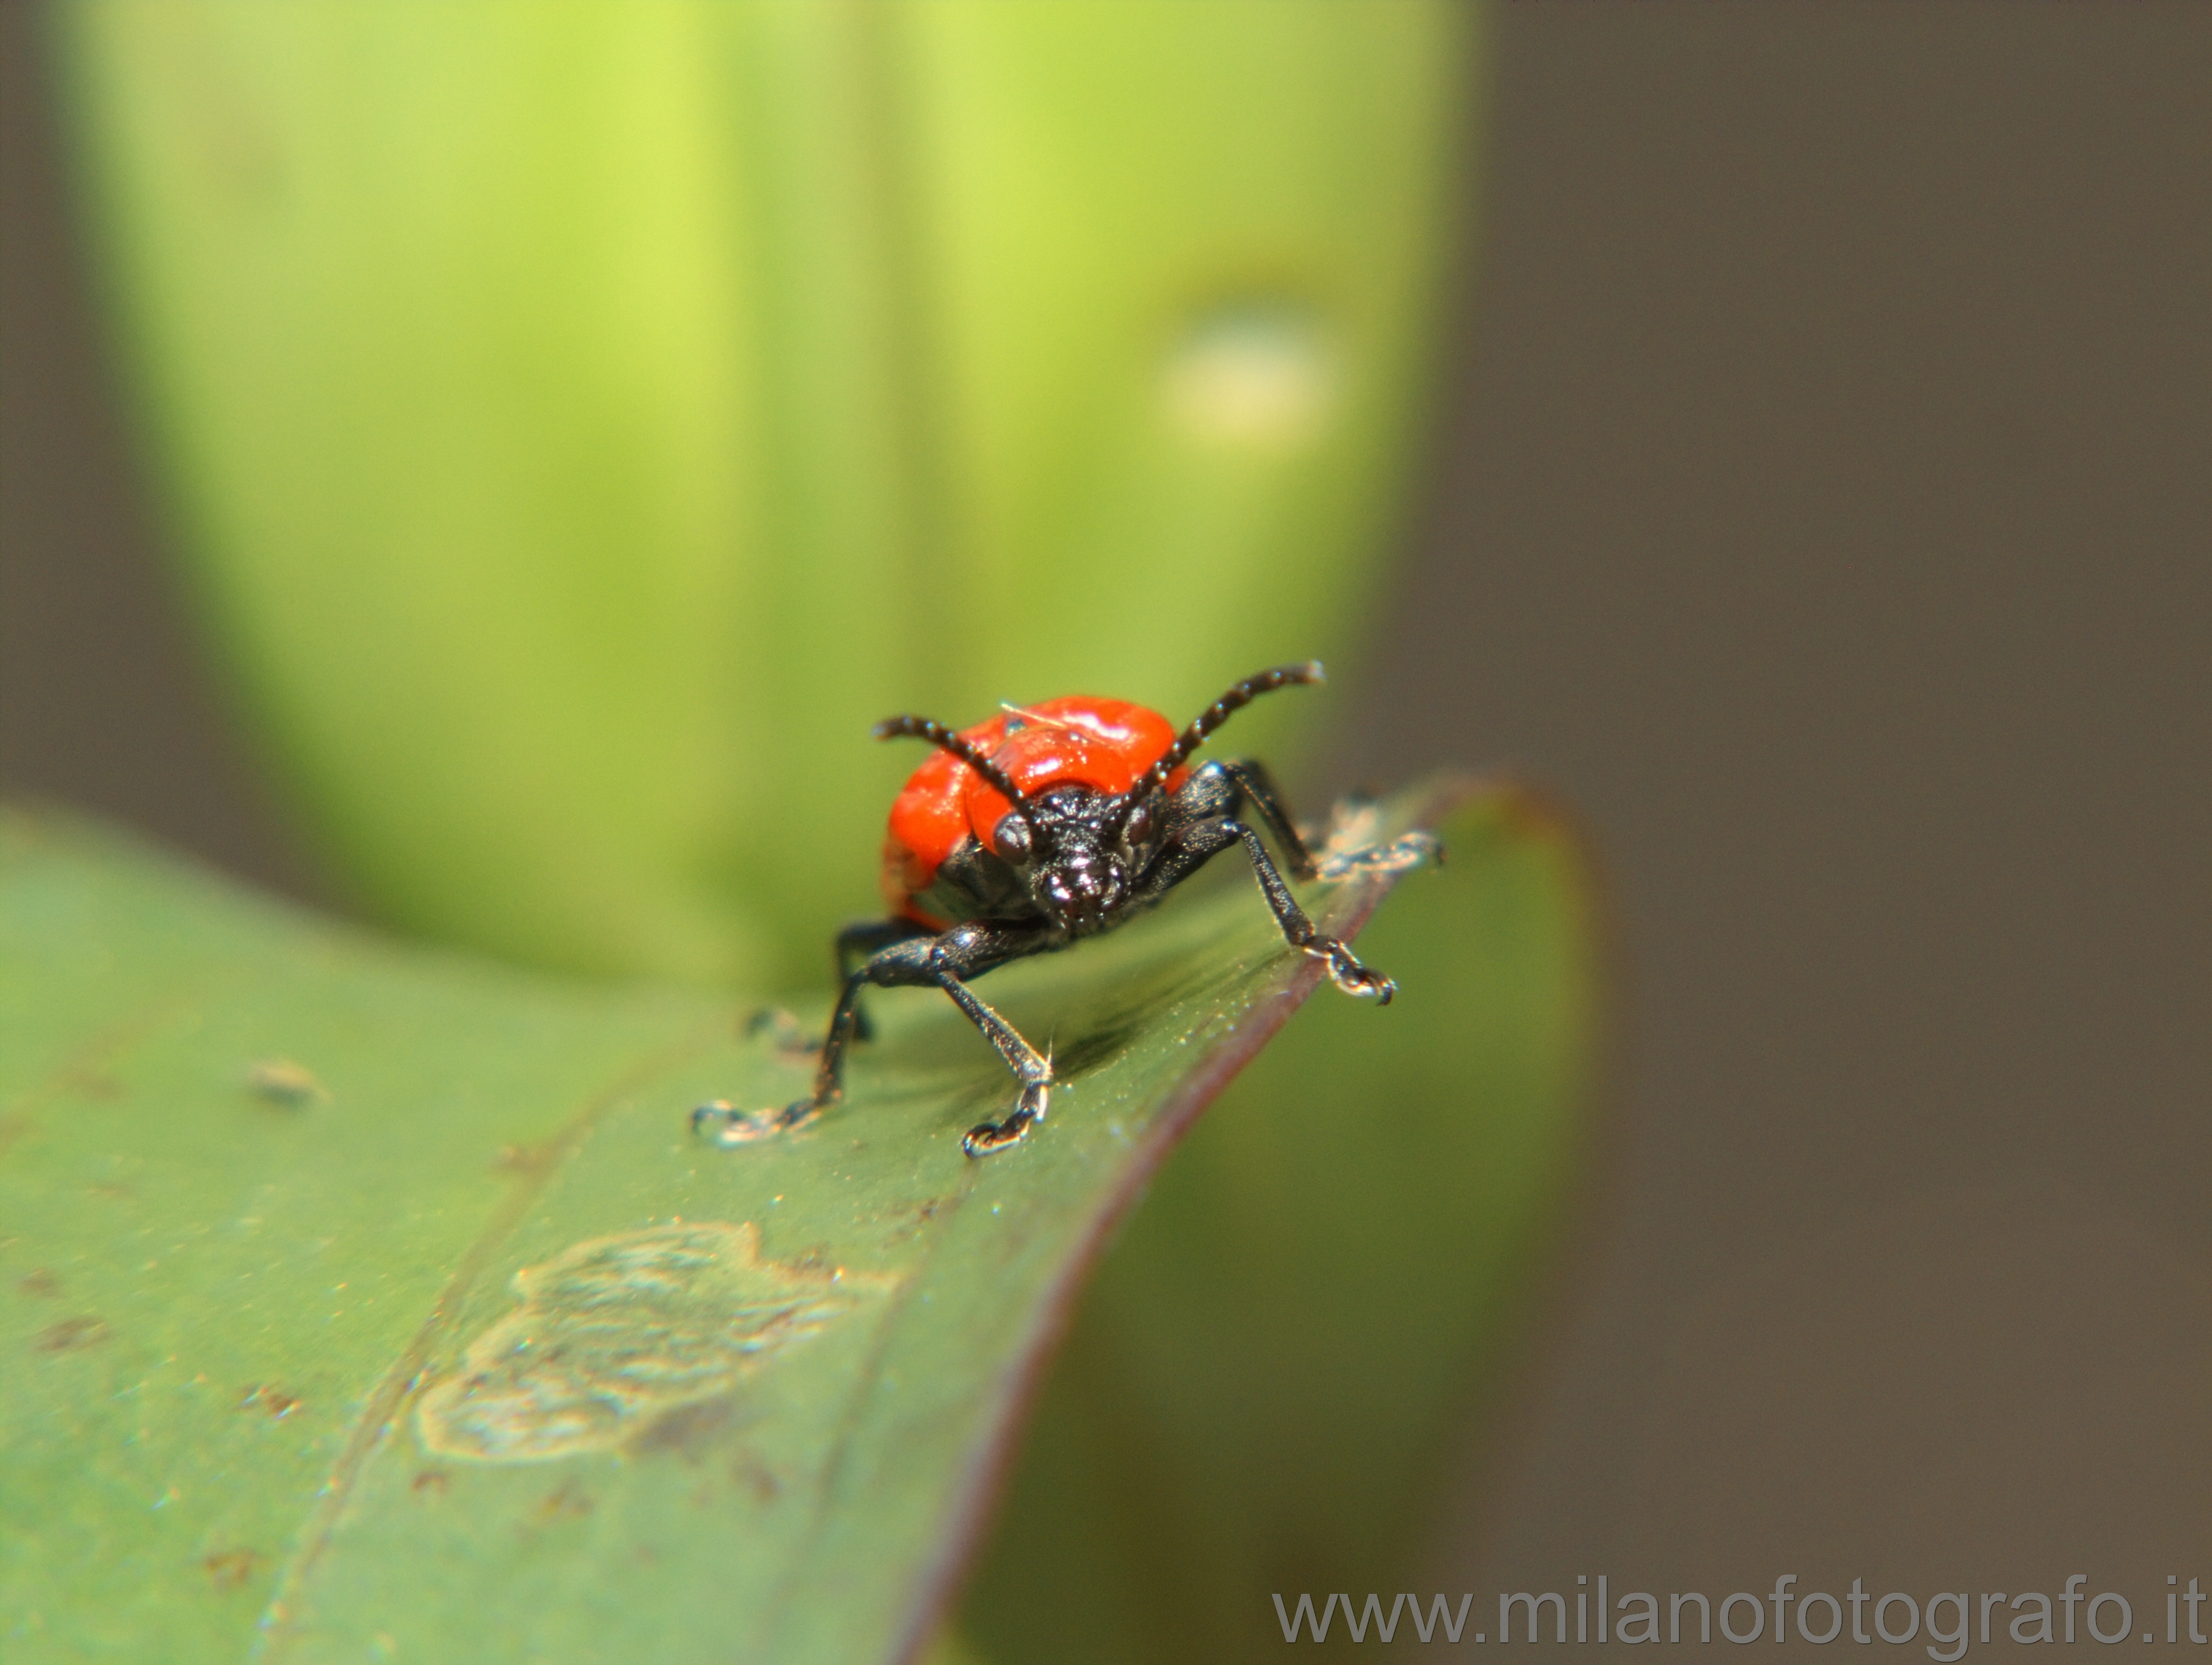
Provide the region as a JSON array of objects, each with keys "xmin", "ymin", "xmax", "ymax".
[{"xmin": 1274, "ymin": 1576, "xmax": 2208, "ymax": 1654}]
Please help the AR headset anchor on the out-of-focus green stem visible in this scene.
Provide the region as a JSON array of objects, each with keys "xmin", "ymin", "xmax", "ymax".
[{"xmin": 57, "ymin": 0, "xmax": 1477, "ymax": 987}]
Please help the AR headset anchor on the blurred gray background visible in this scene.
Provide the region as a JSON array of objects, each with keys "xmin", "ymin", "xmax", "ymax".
[{"xmin": 6, "ymin": 0, "xmax": 2206, "ymax": 1634}]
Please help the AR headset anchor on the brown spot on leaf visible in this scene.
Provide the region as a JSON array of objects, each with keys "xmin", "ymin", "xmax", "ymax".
[
  {"xmin": 61, "ymin": 1067, "xmax": 125, "ymax": 1101},
  {"xmin": 36, "ymin": 1315, "xmax": 109, "ymax": 1352},
  {"xmin": 901, "ymin": 1195, "xmax": 953, "ymax": 1234},
  {"xmin": 492, "ymin": 1141, "xmax": 553, "ymax": 1174},
  {"xmin": 416, "ymin": 1221, "xmax": 900, "ymax": 1462},
  {"xmin": 246, "ymin": 1058, "xmax": 327, "ymax": 1107},
  {"xmin": 627, "ymin": 1397, "xmax": 737, "ymax": 1463},
  {"xmin": 732, "ymin": 1452, "xmax": 784, "ymax": 1506},
  {"xmin": 238, "ymin": 1384, "xmax": 300, "ymax": 1418},
  {"xmin": 203, "ymin": 1548, "xmax": 266, "ymax": 1591},
  {"xmin": 0, "ymin": 1113, "xmax": 32, "ymax": 1154},
  {"xmin": 411, "ymin": 1469, "xmax": 451, "ymax": 1497},
  {"xmin": 536, "ymin": 1481, "xmax": 593, "ymax": 1523},
  {"xmin": 17, "ymin": 1266, "xmax": 60, "ymax": 1299},
  {"xmin": 86, "ymin": 1182, "xmax": 135, "ymax": 1202}
]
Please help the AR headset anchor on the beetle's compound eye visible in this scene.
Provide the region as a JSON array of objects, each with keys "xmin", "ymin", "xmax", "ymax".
[
  {"xmin": 1123, "ymin": 799, "xmax": 1157, "ymax": 847},
  {"xmin": 992, "ymin": 814, "xmax": 1033, "ymax": 863}
]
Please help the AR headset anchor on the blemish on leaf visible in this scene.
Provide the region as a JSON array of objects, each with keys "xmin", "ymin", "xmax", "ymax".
[
  {"xmin": 1160, "ymin": 299, "xmax": 1335, "ymax": 450},
  {"xmin": 416, "ymin": 1222, "xmax": 897, "ymax": 1462},
  {"xmin": 492, "ymin": 1141, "xmax": 554, "ymax": 1174},
  {"xmin": 535, "ymin": 1481, "xmax": 594, "ymax": 1523},
  {"xmin": 17, "ymin": 1266, "xmax": 60, "ymax": 1298},
  {"xmin": 731, "ymin": 1452, "xmax": 783, "ymax": 1506},
  {"xmin": 62, "ymin": 1066, "xmax": 126, "ymax": 1100},
  {"xmin": 246, "ymin": 1058, "xmax": 326, "ymax": 1106},
  {"xmin": 238, "ymin": 1384, "xmax": 300, "ymax": 1418},
  {"xmin": 411, "ymin": 1469, "xmax": 450, "ymax": 1498},
  {"xmin": 203, "ymin": 1548, "xmax": 267, "ymax": 1591},
  {"xmin": 899, "ymin": 1195, "xmax": 953, "ymax": 1236},
  {"xmin": 627, "ymin": 1396, "xmax": 739, "ymax": 1463},
  {"xmin": 36, "ymin": 1314, "xmax": 109, "ymax": 1352}
]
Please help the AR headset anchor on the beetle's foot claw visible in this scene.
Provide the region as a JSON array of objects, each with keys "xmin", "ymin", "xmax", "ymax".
[
  {"xmin": 961, "ymin": 1081, "xmax": 1048, "ymax": 1158},
  {"xmin": 1308, "ymin": 938, "xmax": 1397, "ymax": 1004},
  {"xmin": 1315, "ymin": 828, "xmax": 1442, "ymax": 883},
  {"xmin": 692, "ymin": 1098, "xmax": 820, "ymax": 1148},
  {"xmin": 960, "ymin": 1115, "xmax": 1033, "ymax": 1156}
]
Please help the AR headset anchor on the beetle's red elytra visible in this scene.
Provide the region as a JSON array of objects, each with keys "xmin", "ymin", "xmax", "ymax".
[
  {"xmin": 882, "ymin": 697, "xmax": 1193, "ymax": 929},
  {"xmin": 694, "ymin": 662, "xmax": 1399, "ymax": 1158}
]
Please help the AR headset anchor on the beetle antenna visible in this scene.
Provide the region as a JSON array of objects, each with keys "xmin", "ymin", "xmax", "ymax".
[
  {"xmin": 1112, "ymin": 662, "xmax": 1323, "ymax": 831},
  {"xmin": 873, "ymin": 716, "xmax": 1039, "ymax": 829}
]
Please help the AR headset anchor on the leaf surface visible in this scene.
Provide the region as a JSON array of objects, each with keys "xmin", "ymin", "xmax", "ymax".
[
  {"xmin": 964, "ymin": 790, "xmax": 1600, "ymax": 1660},
  {"xmin": 1, "ymin": 776, "xmax": 1491, "ymax": 1663}
]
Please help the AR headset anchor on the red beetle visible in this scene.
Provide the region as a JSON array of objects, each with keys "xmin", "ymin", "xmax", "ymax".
[{"xmin": 695, "ymin": 662, "xmax": 1396, "ymax": 1157}]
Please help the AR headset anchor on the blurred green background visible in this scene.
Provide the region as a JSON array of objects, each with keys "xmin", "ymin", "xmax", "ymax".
[{"xmin": 56, "ymin": 0, "xmax": 1471, "ymax": 991}]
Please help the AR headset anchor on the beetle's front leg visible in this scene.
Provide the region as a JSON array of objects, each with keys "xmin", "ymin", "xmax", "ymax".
[
  {"xmin": 694, "ymin": 957, "xmax": 881, "ymax": 1144},
  {"xmin": 917, "ymin": 922, "xmax": 1059, "ymax": 1156},
  {"xmin": 693, "ymin": 917, "xmax": 1055, "ymax": 1151},
  {"xmin": 1216, "ymin": 758, "xmax": 1319, "ymax": 880},
  {"xmin": 1135, "ymin": 813, "xmax": 1397, "ymax": 1002},
  {"xmin": 1226, "ymin": 820, "xmax": 1396, "ymax": 1000}
]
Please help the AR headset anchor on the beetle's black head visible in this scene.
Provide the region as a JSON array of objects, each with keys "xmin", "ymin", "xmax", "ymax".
[{"xmin": 989, "ymin": 785, "xmax": 1166, "ymax": 936}]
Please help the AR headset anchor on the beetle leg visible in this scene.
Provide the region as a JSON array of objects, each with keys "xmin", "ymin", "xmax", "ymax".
[
  {"xmin": 934, "ymin": 973, "xmax": 1053, "ymax": 1157},
  {"xmin": 1136, "ymin": 790, "xmax": 1397, "ymax": 1003},
  {"xmin": 891, "ymin": 920, "xmax": 1059, "ymax": 1154},
  {"xmin": 694, "ymin": 917, "xmax": 1054, "ymax": 1153},
  {"xmin": 1216, "ymin": 758, "xmax": 1319, "ymax": 881},
  {"xmin": 834, "ymin": 917, "xmax": 931, "ymax": 1042}
]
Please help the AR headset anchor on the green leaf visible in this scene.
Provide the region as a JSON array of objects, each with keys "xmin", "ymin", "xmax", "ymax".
[
  {"xmin": 964, "ymin": 793, "xmax": 1599, "ymax": 1660},
  {"xmin": 1, "ymin": 774, "xmax": 1537, "ymax": 1663},
  {"xmin": 54, "ymin": 0, "xmax": 1475, "ymax": 986}
]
